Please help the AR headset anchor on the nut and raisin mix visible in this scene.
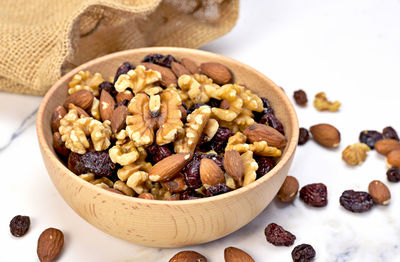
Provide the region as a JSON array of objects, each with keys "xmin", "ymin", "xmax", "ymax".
[{"xmin": 51, "ymin": 54, "xmax": 288, "ymax": 200}]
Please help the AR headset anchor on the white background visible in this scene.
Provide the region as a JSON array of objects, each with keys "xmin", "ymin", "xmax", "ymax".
[{"xmin": 1, "ymin": 0, "xmax": 400, "ymax": 261}]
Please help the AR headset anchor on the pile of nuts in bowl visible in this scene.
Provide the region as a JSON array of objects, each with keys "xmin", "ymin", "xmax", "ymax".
[{"xmin": 51, "ymin": 54, "xmax": 288, "ymax": 200}]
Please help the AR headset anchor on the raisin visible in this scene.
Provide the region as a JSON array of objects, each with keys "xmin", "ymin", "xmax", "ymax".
[
  {"xmin": 298, "ymin": 128, "xmax": 310, "ymax": 145},
  {"xmin": 299, "ymin": 183, "xmax": 328, "ymax": 207},
  {"xmin": 98, "ymin": 81, "xmax": 117, "ymax": 97},
  {"xmin": 10, "ymin": 215, "xmax": 30, "ymax": 237},
  {"xmin": 387, "ymin": 167, "xmax": 400, "ymax": 182},
  {"xmin": 383, "ymin": 126, "xmax": 399, "ymax": 141},
  {"xmin": 254, "ymin": 97, "xmax": 273, "ymax": 122},
  {"xmin": 207, "ymin": 98, "xmax": 221, "ymax": 108},
  {"xmin": 264, "ymin": 223, "xmax": 296, "ymax": 246},
  {"xmin": 292, "ymin": 244, "xmax": 316, "ymax": 262},
  {"xmin": 293, "ymin": 90, "xmax": 308, "ymax": 106},
  {"xmin": 114, "ymin": 62, "xmax": 135, "ymax": 83},
  {"xmin": 209, "ymin": 128, "xmax": 233, "ymax": 154},
  {"xmin": 205, "ymin": 184, "xmax": 231, "ymax": 197},
  {"xmin": 260, "ymin": 113, "xmax": 285, "ymax": 135},
  {"xmin": 255, "ymin": 156, "xmax": 275, "ymax": 179},
  {"xmin": 68, "ymin": 151, "xmax": 116, "ymax": 177},
  {"xmin": 142, "ymin": 54, "xmax": 177, "ymax": 68},
  {"xmin": 146, "ymin": 144, "xmax": 173, "ymax": 163},
  {"xmin": 180, "ymin": 189, "xmax": 203, "ymax": 200},
  {"xmin": 359, "ymin": 130, "xmax": 383, "ymax": 149},
  {"xmin": 339, "ymin": 190, "xmax": 373, "ymax": 213}
]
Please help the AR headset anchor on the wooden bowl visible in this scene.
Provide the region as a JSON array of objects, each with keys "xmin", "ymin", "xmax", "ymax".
[{"xmin": 36, "ymin": 47, "xmax": 299, "ymax": 247}]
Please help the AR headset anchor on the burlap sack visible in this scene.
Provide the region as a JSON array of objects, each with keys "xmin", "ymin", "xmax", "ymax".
[{"xmin": 0, "ymin": 0, "xmax": 239, "ymax": 95}]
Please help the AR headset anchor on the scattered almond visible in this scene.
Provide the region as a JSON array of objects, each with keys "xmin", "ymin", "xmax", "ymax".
[
  {"xmin": 244, "ymin": 123, "xmax": 287, "ymax": 148},
  {"xmin": 161, "ymin": 175, "xmax": 187, "ymax": 193},
  {"xmin": 110, "ymin": 105, "xmax": 128, "ymax": 133},
  {"xmin": 375, "ymin": 139, "xmax": 400, "ymax": 155},
  {"xmin": 224, "ymin": 247, "xmax": 255, "ymax": 262},
  {"xmin": 310, "ymin": 123, "xmax": 341, "ymax": 147},
  {"xmin": 181, "ymin": 58, "xmax": 200, "ymax": 74},
  {"xmin": 99, "ymin": 90, "xmax": 115, "ymax": 121},
  {"xmin": 51, "ymin": 106, "xmax": 67, "ymax": 132},
  {"xmin": 37, "ymin": 228, "xmax": 64, "ymax": 262},
  {"xmin": 63, "ymin": 89, "xmax": 93, "ymax": 110},
  {"xmin": 116, "ymin": 90, "xmax": 133, "ymax": 103},
  {"xmin": 171, "ymin": 61, "xmax": 191, "ymax": 77},
  {"xmin": 368, "ymin": 180, "xmax": 391, "ymax": 205},
  {"xmin": 138, "ymin": 193, "xmax": 156, "ymax": 200},
  {"xmin": 386, "ymin": 149, "xmax": 400, "ymax": 168},
  {"xmin": 169, "ymin": 250, "xmax": 207, "ymax": 262},
  {"xmin": 200, "ymin": 62, "xmax": 232, "ymax": 85},
  {"xmin": 277, "ymin": 176, "xmax": 299, "ymax": 202},
  {"xmin": 224, "ymin": 150, "xmax": 244, "ymax": 185},
  {"xmin": 142, "ymin": 62, "xmax": 177, "ymax": 87},
  {"xmin": 149, "ymin": 153, "xmax": 190, "ymax": 182},
  {"xmin": 200, "ymin": 158, "xmax": 225, "ymax": 186}
]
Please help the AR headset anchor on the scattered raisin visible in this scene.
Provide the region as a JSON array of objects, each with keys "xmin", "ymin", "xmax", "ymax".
[
  {"xmin": 299, "ymin": 183, "xmax": 328, "ymax": 207},
  {"xmin": 387, "ymin": 167, "xmax": 400, "ymax": 182},
  {"xmin": 292, "ymin": 244, "xmax": 316, "ymax": 262},
  {"xmin": 255, "ymin": 156, "xmax": 275, "ymax": 179},
  {"xmin": 146, "ymin": 144, "xmax": 173, "ymax": 163},
  {"xmin": 10, "ymin": 215, "xmax": 30, "ymax": 237},
  {"xmin": 209, "ymin": 127, "xmax": 234, "ymax": 154},
  {"xmin": 142, "ymin": 54, "xmax": 177, "ymax": 68},
  {"xmin": 293, "ymin": 90, "xmax": 308, "ymax": 106},
  {"xmin": 339, "ymin": 190, "xmax": 373, "ymax": 213},
  {"xmin": 264, "ymin": 223, "xmax": 296, "ymax": 246},
  {"xmin": 98, "ymin": 81, "xmax": 117, "ymax": 97},
  {"xmin": 68, "ymin": 151, "xmax": 116, "ymax": 177},
  {"xmin": 298, "ymin": 128, "xmax": 310, "ymax": 145},
  {"xmin": 205, "ymin": 184, "xmax": 231, "ymax": 197},
  {"xmin": 359, "ymin": 130, "xmax": 383, "ymax": 149},
  {"xmin": 260, "ymin": 113, "xmax": 285, "ymax": 135},
  {"xmin": 383, "ymin": 126, "xmax": 399, "ymax": 141},
  {"xmin": 114, "ymin": 62, "xmax": 135, "ymax": 83}
]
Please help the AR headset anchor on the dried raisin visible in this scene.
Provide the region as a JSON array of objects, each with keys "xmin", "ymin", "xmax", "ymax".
[
  {"xmin": 114, "ymin": 62, "xmax": 134, "ymax": 83},
  {"xmin": 383, "ymin": 126, "xmax": 399, "ymax": 141},
  {"xmin": 142, "ymin": 54, "xmax": 177, "ymax": 68},
  {"xmin": 209, "ymin": 128, "xmax": 233, "ymax": 154},
  {"xmin": 293, "ymin": 90, "xmax": 308, "ymax": 106},
  {"xmin": 10, "ymin": 215, "xmax": 30, "ymax": 237},
  {"xmin": 292, "ymin": 244, "xmax": 316, "ymax": 262},
  {"xmin": 359, "ymin": 130, "xmax": 383, "ymax": 149},
  {"xmin": 265, "ymin": 223, "xmax": 296, "ymax": 246},
  {"xmin": 339, "ymin": 190, "xmax": 373, "ymax": 213},
  {"xmin": 260, "ymin": 113, "xmax": 285, "ymax": 135},
  {"xmin": 146, "ymin": 144, "xmax": 173, "ymax": 163},
  {"xmin": 180, "ymin": 189, "xmax": 203, "ymax": 200},
  {"xmin": 68, "ymin": 151, "xmax": 116, "ymax": 177},
  {"xmin": 298, "ymin": 128, "xmax": 310, "ymax": 145},
  {"xmin": 387, "ymin": 167, "xmax": 400, "ymax": 182},
  {"xmin": 255, "ymin": 156, "xmax": 275, "ymax": 178},
  {"xmin": 205, "ymin": 184, "xmax": 231, "ymax": 197},
  {"xmin": 98, "ymin": 81, "xmax": 117, "ymax": 97},
  {"xmin": 299, "ymin": 183, "xmax": 328, "ymax": 207}
]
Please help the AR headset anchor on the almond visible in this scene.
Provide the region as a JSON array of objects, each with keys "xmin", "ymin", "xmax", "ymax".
[
  {"xmin": 310, "ymin": 123, "xmax": 340, "ymax": 147},
  {"xmin": 116, "ymin": 90, "xmax": 133, "ymax": 103},
  {"xmin": 138, "ymin": 192, "xmax": 156, "ymax": 200},
  {"xmin": 224, "ymin": 247, "xmax": 255, "ymax": 262},
  {"xmin": 244, "ymin": 123, "xmax": 287, "ymax": 148},
  {"xmin": 99, "ymin": 90, "xmax": 115, "ymax": 121},
  {"xmin": 142, "ymin": 62, "xmax": 177, "ymax": 87},
  {"xmin": 375, "ymin": 139, "xmax": 400, "ymax": 155},
  {"xmin": 171, "ymin": 61, "xmax": 191, "ymax": 77},
  {"xmin": 277, "ymin": 176, "xmax": 299, "ymax": 202},
  {"xmin": 200, "ymin": 158, "xmax": 225, "ymax": 186},
  {"xmin": 37, "ymin": 228, "xmax": 64, "ymax": 262},
  {"xmin": 200, "ymin": 62, "xmax": 232, "ymax": 85},
  {"xmin": 224, "ymin": 150, "xmax": 244, "ymax": 185},
  {"xmin": 111, "ymin": 105, "xmax": 128, "ymax": 133},
  {"xmin": 368, "ymin": 180, "xmax": 391, "ymax": 205},
  {"xmin": 181, "ymin": 58, "xmax": 200, "ymax": 74},
  {"xmin": 169, "ymin": 251, "xmax": 207, "ymax": 262},
  {"xmin": 161, "ymin": 174, "xmax": 187, "ymax": 193},
  {"xmin": 51, "ymin": 106, "xmax": 67, "ymax": 132},
  {"xmin": 64, "ymin": 89, "xmax": 93, "ymax": 110},
  {"xmin": 68, "ymin": 104, "xmax": 90, "ymax": 117},
  {"xmin": 386, "ymin": 149, "xmax": 400, "ymax": 168},
  {"xmin": 149, "ymin": 153, "xmax": 190, "ymax": 182}
]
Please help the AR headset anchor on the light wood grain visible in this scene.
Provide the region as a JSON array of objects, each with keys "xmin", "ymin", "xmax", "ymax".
[{"xmin": 36, "ymin": 47, "xmax": 299, "ymax": 247}]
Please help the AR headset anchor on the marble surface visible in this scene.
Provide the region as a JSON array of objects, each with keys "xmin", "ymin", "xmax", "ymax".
[{"xmin": 2, "ymin": 0, "xmax": 400, "ymax": 261}]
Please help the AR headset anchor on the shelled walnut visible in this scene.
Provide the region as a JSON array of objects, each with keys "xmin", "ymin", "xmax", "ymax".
[{"xmin": 68, "ymin": 71, "xmax": 104, "ymax": 96}]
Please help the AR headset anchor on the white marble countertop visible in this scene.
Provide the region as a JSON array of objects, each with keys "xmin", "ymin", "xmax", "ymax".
[{"xmin": 2, "ymin": 0, "xmax": 400, "ymax": 261}]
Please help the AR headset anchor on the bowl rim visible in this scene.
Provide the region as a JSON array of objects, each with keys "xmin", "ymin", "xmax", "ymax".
[{"xmin": 37, "ymin": 47, "xmax": 299, "ymax": 206}]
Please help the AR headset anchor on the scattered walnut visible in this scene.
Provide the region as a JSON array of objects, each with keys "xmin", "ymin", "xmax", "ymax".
[
  {"xmin": 342, "ymin": 143, "xmax": 370, "ymax": 165},
  {"xmin": 225, "ymin": 132, "xmax": 281, "ymax": 157},
  {"xmin": 91, "ymin": 97, "xmax": 100, "ymax": 120},
  {"xmin": 109, "ymin": 141, "xmax": 139, "ymax": 166},
  {"xmin": 313, "ymin": 92, "xmax": 341, "ymax": 112},
  {"xmin": 113, "ymin": 180, "xmax": 135, "ymax": 196},
  {"xmin": 126, "ymin": 171, "xmax": 149, "ymax": 194},
  {"xmin": 241, "ymin": 151, "xmax": 258, "ymax": 186},
  {"xmin": 68, "ymin": 71, "xmax": 104, "ymax": 97},
  {"xmin": 114, "ymin": 65, "xmax": 161, "ymax": 94}
]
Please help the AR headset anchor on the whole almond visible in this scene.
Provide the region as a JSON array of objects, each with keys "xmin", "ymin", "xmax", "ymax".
[
  {"xmin": 149, "ymin": 153, "xmax": 190, "ymax": 182},
  {"xmin": 111, "ymin": 105, "xmax": 128, "ymax": 133},
  {"xmin": 224, "ymin": 247, "xmax": 255, "ymax": 262},
  {"xmin": 181, "ymin": 58, "xmax": 200, "ymax": 74},
  {"xmin": 68, "ymin": 104, "xmax": 90, "ymax": 117},
  {"xmin": 63, "ymin": 90, "xmax": 93, "ymax": 110},
  {"xmin": 368, "ymin": 180, "xmax": 391, "ymax": 205},
  {"xmin": 200, "ymin": 158, "xmax": 225, "ymax": 186},
  {"xmin": 224, "ymin": 150, "xmax": 244, "ymax": 185},
  {"xmin": 116, "ymin": 90, "xmax": 134, "ymax": 103},
  {"xmin": 51, "ymin": 106, "xmax": 67, "ymax": 132},
  {"xmin": 169, "ymin": 250, "xmax": 207, "ymax": 262},
  {"xmin": 142, "ymin": 62, "xmax": 177, "ymax": 87},
  {"xmin": 99, "ymin": 90, "xmax": 115, "ymax": 121},
  {"xmin": 244, "ymin": 123, "xmax": 287, "ymax": 148},
  {"xmin": 200, "ymin": 62, "xmax": 232, "ymax": 85},
  {"xmin": 310, "ymin": 123, "xmax": 341, "ymax": 147},
  {"xmin": 171, "ymin": 61, "xmax": 191, "ymax": 77},
  {"xmin": 161, "ymin": 175, "xmax": 187, "ymax": 193},
  {"xmin": 138, "ymin": 193, "xmax": 156, "ymax": 200},
  {"xmin": 37, "ymin": 228, "xmax": 64, "ymax": 262},
  {"xmin": 277, "ymin": 176, "xmax": 299, "ymax": 202},
  {"xmin": 53, "ymin": 132, "xmax": 69, "ymax": 157},
  {"xmin": 375, "ymin": 139, "xmax": 400, "ymax": 155},
  {"xmin": 386, "ymin": 149, "xmax": 400, "ymax": 168}
]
